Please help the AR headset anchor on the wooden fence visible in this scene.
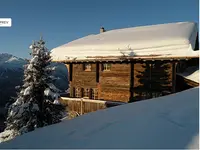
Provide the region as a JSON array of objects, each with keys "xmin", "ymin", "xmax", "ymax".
[{"xmin": 60, "ymin": 97, "xmax": 126, "ymax": 115}]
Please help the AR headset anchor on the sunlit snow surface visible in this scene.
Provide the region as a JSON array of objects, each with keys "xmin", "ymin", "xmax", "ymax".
[{"xmin": 0, "ymin": 87, "xmax": 198, "ymax": 149}]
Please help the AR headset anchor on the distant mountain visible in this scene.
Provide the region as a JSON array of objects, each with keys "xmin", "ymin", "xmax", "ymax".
[
  {"xmin": 0, "ymin": 53, "xmax": 25, "ymax": 108},
  {"xmin": 0, "ymin": 53, "xmax": 25, "ymax": 71},
  {"xmin": 51, "ymin": 62, "xmax": 69, "ymax": 93},
  {"xmin": 0, "ymin": 53, "xmax": 69, "ymax": 109}
]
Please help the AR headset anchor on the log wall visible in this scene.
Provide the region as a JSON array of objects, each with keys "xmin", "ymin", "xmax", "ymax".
[{"xmin": 68, "ymin": 61, "xmax": 174, "ymax": 103}]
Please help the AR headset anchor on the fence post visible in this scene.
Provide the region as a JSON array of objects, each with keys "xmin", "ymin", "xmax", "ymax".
[{"xmin": 80, "ymin": 98, "xmax": 83, "ymax": 115}]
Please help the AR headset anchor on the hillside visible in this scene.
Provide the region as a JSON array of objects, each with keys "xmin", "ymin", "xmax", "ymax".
[{"xmin": 0, "ymin": 87, "xmax": 198, "ymax": 149}]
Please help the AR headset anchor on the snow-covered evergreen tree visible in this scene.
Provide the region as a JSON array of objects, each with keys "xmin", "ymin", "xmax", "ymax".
[{"xmin": 0, "ymin": 37, "xmax": 65, "ymax": 142}]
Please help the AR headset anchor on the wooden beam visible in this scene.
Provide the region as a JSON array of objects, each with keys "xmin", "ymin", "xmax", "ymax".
[
  {"xmin": 60, "ymin": 57, "xmax": 199, "ymax": 64},
  {"xmin": 129, "ymin": 62, "xmax": 134, "ymax": 101},
  {"xmin": 69, "ymin": 63, "xmax": 73, "ymax": 81},
  {"xmin": 70, "ymin": 86, "xmax": 75, "ymax": 98},
  {"xmin": 183, "ymin": 78, "xmax": 199, "ymax": 87},
  {"xmin": 80, "ymin": 98, "xmax": 83, "ymax": 115},
  {"xmin": 96, "ymin": 62, "xmax": 99, "ymax": 83},
  {"xmin": 54, "ymin": 55, "xmax": 200, "ymax": 64},
  {"xmin": 172, "ymin": 62, "xmax": 176, "ymax": 93},
  {"xmin": 149, "ymin": 62, "xmax": 152, "ymax": 98},
  {"xmin": 65, "ymin": 64, "xmax": 70, "ymax": 82},
  {"xmin": 195, "ymin": 33, "xmax": 199, "ymax": 50}
]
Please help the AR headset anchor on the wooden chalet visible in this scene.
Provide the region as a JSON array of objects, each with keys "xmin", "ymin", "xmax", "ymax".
[{"xmin": 51, "ymin": 22, "xmax": 199, "ymax": 103}]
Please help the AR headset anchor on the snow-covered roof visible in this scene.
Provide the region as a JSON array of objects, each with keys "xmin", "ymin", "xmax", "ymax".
[
  {"xmin": 178, "ymin": 66, "xmax": 199, "ymax": 83},
  {"xmin": 0, "ymin": 87, "xmax": 198, "ymax": 149},
  {"xmin": 51, "ymin": 22, "xmax": 199, "ymax": 61}
]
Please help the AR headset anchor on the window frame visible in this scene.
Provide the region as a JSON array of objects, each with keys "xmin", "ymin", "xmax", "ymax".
[
  {"xmin": 75, "ymin": 88, "xmax": 82, "ymax": 98},
  {"xmin": 91, "ymin": 88, "xmax": 98, "ymax": 100},
  {"xmin": 83, "ymin": 88, "xmax": 90, "ymax": 98},
  {"xmin": 83, "ymin": 63, "xmax": 92, "ymax": 71},
  {"xmin": 102, "ymin": 63, "xmax": 111, "ymax": 71}
]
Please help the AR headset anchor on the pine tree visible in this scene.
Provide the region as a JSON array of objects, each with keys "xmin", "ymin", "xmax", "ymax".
[
  {"xmin": 0, "ymin": 37, "xmax": 65, "ymax": 142},
  {"xmin": 134, "ymin": 61, "xmax": 170, "ymax": 101}
]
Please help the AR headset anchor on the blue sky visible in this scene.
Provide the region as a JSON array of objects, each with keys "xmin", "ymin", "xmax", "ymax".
[{"xmin": 0, "ymin": 0, "xmax": 198, "ymax": 58}]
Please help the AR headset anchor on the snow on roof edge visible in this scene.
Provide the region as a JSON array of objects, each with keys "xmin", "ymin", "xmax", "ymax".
[{"xmin": 50, "ymin": 22, "xmax": 199, "ymax": 61}]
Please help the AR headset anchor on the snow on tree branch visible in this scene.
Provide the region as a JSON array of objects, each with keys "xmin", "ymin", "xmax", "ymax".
[{"xmin": 1, "ymin": 37, "xmax": 66, "ymax": 143}]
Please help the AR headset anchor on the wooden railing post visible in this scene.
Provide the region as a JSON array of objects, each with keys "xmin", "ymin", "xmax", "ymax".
[
  {"xmin": 96, "ymin": 62, "xmax": 99, "ymax": 83},
  {"xmin": 80, "ymin": 98, "xmax": 83, "ymax": 115},
  {"xmin": 129, "ymin": 62, "xmax": 134, "ymax": 102},
  {"xmin": 172, "ymin": 62, "xmax": 177, "ymax": 93},
  {"xmin": 69, "ymin": 63, "xmax": 73, "ymax": 82},
  {"xmin": 149, "ymin": 62, "xmax": 152, "ymax": 98}
]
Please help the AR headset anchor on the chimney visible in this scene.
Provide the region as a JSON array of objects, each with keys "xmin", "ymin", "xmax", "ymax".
[{"xmin": 100, "ymin": 27, "xmax": 106, "ymax": 33}]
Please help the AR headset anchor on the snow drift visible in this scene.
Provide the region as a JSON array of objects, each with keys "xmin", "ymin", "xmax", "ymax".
[{"xmin": 0, "ymin": 87, "xmax": 199, "ymax": 149}]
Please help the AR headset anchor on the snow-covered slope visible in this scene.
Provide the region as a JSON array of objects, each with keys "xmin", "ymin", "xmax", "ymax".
[
  {"xmin": 0, "ymin": 87, "xmax": 198, "ymax": 149},
  {"xmin": 51, "ymin": 22, "xmax": 199, "ymax": 61}
]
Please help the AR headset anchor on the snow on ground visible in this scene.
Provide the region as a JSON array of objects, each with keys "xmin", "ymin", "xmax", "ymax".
[
  {"xmin": 0, "ymin": 130, "xmax": 16, "ymax": 143},
  {"xmin": 51, "ymin": 22, "xmax": 198, "ymax": 61},
  {"xmin": 0, "ymin": 87, "xmax": 199, "ymax": 149},
  {"xmin": 178, "ymin": 66, "xmax": 199, "ymax": 83}
]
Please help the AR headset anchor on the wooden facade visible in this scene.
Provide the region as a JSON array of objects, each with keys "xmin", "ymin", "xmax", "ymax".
[
  {"xmin": 52, "ymin": 23, "xmax": 199, "ymax": 103},
  {"xmin": 64, "ymin": 58, "xmax": 198, "ymax": 103}
]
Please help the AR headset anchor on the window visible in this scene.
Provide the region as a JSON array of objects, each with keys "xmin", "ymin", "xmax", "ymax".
[
  {"xmin": 83, "ymin": 88, "xmax": 90, "ymax": 98},
  {"xmin": 91, "ymin": 88, "xmax": 98, "ymax": 100},
  {"xmin": 102, "ymin": 63, "xmax": 111, "ymax": 71},
  {"xmin": 83, "ymin": 64, "xmax": 92, "ymax": 71},
  {"xmin": 75, "ymin": 88, "xmax": 82, "ymax": 98}
]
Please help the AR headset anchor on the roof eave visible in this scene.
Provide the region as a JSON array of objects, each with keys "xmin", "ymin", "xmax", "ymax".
[{"xmin": 52, "ymin": 55, "xmax": 199, "ymax": 64}]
